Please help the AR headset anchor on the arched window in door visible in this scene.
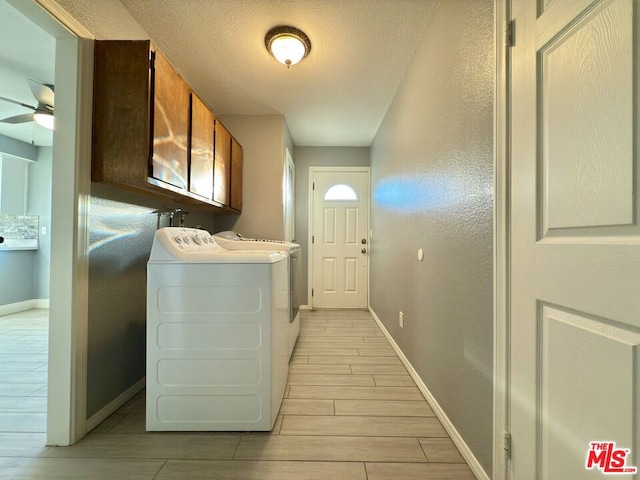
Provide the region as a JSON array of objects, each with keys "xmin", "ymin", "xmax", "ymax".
[{"xmin": 324, "ymin": 184, "xmax": 358, "ymax": 201}]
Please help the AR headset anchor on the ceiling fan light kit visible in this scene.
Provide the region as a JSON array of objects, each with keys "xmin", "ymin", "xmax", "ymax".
[
  {"xmin": 34, "ymin": 111, "xmax": 54, "ymax": 129},
  {"xmin": 265, "ymin": 25, "xmax": 311, "ymax": 68}
]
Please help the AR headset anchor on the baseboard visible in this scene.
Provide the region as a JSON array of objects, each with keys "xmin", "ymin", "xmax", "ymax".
[
  {"xmin": 300, "ymin": 304, "xmax": 312, "ymax": 310},
  {"xmin": 34, "ymin": 299, "xmax": 50, "ymax": 309},
  {"xmin": 86, "ymin": 378, "xmax": 146, "ymax": 432},
  {"xmin": 368, "ymin": 306, "xmax": 490, "ymax": 480},
  {"xmin": 0, "ymin": 299, "xmax": 49, "ymax": 316}
]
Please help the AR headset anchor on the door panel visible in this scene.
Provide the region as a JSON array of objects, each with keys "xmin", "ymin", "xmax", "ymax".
[
  {"xmin": 322, "ymin": 258, "xmax": 336, "ymax": 293},
  {"xmin": 345, "ymin": 208, "xmax": 358, "ymax": 245},
  {"xmin": 541, "ymin": 0, "xmax": 633, "ymax": 231},
  {"xmin": 324, "ymin": 208, "xmax": 337, "ymax": 244},
  {"xmin": 344, "ymin": 258, "xmax": 358, "ymax": 292},
  {"xmin": 312, "ymin": 170, "xmax": 369, "ymax": 308},
  {"xmin": 510, "ymin": 0, "xmax": 639, "ymax": 479}
]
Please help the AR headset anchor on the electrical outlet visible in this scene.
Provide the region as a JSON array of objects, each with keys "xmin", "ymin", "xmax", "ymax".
[{"xmin": 399, "ymin": 311, "xmax": 404, "ymax": 328}]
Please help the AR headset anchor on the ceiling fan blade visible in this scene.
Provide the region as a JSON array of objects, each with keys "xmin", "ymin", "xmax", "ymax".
[
  {"xmin": 28, "ymin": 79, "xmax": 54, "ymax": 110},
  {"xmin": 1, "ymin": 113, "xmax": 36, "ymax": 124},
  {"xmin": 0, "ymin": 95, "xmax": 35, "ymax": 110}
]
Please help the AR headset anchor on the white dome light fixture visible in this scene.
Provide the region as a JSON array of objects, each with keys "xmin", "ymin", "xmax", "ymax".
[{"xmin": 265, "ymin": 26, "xmax": 311, "ymax": 68}]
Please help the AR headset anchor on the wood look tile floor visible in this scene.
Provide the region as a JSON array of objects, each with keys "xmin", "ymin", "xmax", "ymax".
[
  {"xmin": 0, "ymin": 309, "xmax": 476, "ymax": 479},
  {"xmin": 0, "ymin": 309, "xmax": 48, "ymax": 444}
]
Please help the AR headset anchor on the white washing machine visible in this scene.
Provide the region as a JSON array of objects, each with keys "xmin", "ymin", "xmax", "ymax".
[
  {"xmin": 214, "ymin": 231, "xmax": 301, "ymax": 359},
  {"xmin": 146, "ymin": 227, "xmax": 289, "ymax": 431}
]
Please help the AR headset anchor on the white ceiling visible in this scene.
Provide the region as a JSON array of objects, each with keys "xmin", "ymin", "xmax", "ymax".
[
  {"xmin": 0, "ymin": 0, "xmax": 55, "ymax": 147},
  {"xmin": 1, "ymin": 0, "xmax": 439, "ymax": 148}
]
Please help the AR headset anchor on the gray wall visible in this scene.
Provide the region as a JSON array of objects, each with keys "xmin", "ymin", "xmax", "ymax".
[
  {"xmin": 1, "ymin": 155, "xmax": 28, "ymax": 215},
  {"xmin": 0, "ymin": 138, "xmax": 41, "ymax": 307},
  {"xmin": 87, "ymin": 183, "xmax": 216, "ymax": 418},
  {"xmin": 369, "ymin": 0, "xmax": 494, "ymax": 473},
  {"xmin": 0, "ymin": 250, "xmax": 34, "ymax": 305},
  {"xmin": 294, "ymin": 147, "xmax": 370, "ymax": 305},
  {"xmin": 29, "ymin": 146, "xmax": 52, "ymax": 299},
  {"xmin": 215, "ymin": 115, "xmax": 288, "ymax": 240}
]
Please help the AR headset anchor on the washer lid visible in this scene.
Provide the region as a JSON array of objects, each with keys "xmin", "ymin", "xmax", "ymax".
[{"xmin": 149, "ymin": 227, "xmax": 288, "ymax": 263}]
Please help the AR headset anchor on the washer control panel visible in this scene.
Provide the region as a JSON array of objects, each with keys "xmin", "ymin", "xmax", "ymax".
[{"xmin": 150, "ymin": 227, "xmax": 224, "ymax": 261}]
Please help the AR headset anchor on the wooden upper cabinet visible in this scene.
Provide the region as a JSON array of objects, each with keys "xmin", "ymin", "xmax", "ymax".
[
  {"xmin": 230, "ymin": 137, "xmax": 243, "ymax": 211},
  {"xmin": 189, "ymin": 94, "xmax": 214, "ymax": 200},
  {"xmin": 150, "ymin": 51, "xmax": 190, "ymax": 190},
  {"xmin": 92, "ymin": 40, "xmax": 242, "ymax": 213},
  {"xmin": 213, "ymin": 121, "xmax": 231, "ymax": 206},
  {"xmin": 92, "ymin": 41, "xmax": 152, "ymax": 186}
]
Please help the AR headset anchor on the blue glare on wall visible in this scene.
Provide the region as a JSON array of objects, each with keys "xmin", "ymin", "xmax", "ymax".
[{"xmin": 374, "ymin": 175, "xmax": 453, "ymax": 214}]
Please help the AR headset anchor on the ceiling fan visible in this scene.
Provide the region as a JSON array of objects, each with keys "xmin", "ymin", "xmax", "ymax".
[{"xmin": 0, "ymin": 79, "xmax": 54, "ymax": 130}]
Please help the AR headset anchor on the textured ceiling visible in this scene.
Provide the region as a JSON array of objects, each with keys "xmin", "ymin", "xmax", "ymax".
[
  {"xmin": 0, "ymin": 0, "xmax": 439, "ymax": 147},
  {"xmin": 56, "ymin": 0, "xmax": 440, "ymax": 147}
]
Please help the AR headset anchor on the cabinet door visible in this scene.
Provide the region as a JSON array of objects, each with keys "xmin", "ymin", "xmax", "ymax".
[
  {"xmin": 213, "ymin": 121, "xmax": 231, "ymax": 206},
  {"xmin": 151, "ymin": 51, "xmax": 190, "ymax": 190},
  {"xmin": 189, "ymin": 94, "xmax": 214, "ymax": 200},
  {"xmin": 230, "ymin": 137, "xmax": 243, "ymax": 211}
]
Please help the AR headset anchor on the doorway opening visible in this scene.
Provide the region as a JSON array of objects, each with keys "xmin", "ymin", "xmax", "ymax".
[{"xmin": 0, "ymin": 0, "xmax": 56, "ymax": 440}]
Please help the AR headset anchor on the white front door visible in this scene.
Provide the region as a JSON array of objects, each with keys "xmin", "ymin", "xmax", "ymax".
[
  {"xmin": 311, "ymin": 168, "xmax": 369, "ymax": 308},
  {"xmin": 509, "ymin": 0, "xmax": 640, "ymax": 478}
]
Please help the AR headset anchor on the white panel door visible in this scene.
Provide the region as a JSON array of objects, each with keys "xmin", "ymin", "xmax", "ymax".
[
  {"xmin": 311, "ymin": 170, "xmax": 369, "ymax": 308},
  {"xmin": 510, "ymin": 0, "xmax": 639, "ymax": 479}
]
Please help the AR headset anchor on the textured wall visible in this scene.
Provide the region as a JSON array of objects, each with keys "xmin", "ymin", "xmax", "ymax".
[
  {"xmin": 86, "ymin": 183, "xmax": 216, "ymax": 418},
  {"xmin": 293, "ymin": 147, "xmax": 370, "ymax": 305},
  {"xmin": 216, "ymin": 115, "xmax": 287, "ymax": 240},
  {"xmin": 369, "ymin": 0, "xmax": 494, "ymax": 473}
]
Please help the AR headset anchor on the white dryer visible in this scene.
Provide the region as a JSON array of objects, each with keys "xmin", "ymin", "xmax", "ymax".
[
  {"xmin": 214, "ymin": 231, "xmax": 301, "ymax": 359},
  {"xmin": 146, "ymin": 227, "xmax": 289, "ymax": 431}
]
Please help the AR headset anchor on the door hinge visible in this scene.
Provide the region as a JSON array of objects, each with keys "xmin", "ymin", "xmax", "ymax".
[
  {"xmin": 312, "ymin": 235, "xmax": 314, "ymax": 244},
  {"xmin": 312, "ymin": 289, "xmax": 314, "ymax": 297},
  {"xmin": 313, "ymin": 182, "xmax": 315, "ymax": 190},
  {"xmin": 506, "ymin": 19, "xmax": 516, "ymax": 48},
  {"xmin": 504, "ymin": 432, "xmax": 512, "ymax": 458}
]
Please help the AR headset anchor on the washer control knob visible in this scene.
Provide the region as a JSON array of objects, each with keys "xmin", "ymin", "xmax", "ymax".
[
  {"xmin": 192, "ymin": 235, "xmax": 202, "ymax": 245},
  {"xmin": 174, "ymin": 236, "xmax": 183, "ymax": 244},
  {"xmin": 183, "ymin": 236, "xmax": 191, "ymax": 244}
]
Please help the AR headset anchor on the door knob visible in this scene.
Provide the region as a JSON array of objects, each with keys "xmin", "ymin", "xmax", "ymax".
[
  {"xmin": 361, "ymin": 248, "xmax": 367, "ymax": 254},
  {"xmin": 361, "ymin": 238, "xmax": 367, "ymax": 244}
]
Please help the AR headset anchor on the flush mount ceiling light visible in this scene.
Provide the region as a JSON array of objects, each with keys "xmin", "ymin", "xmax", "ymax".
[{"xmin": 265, "ymin": 26, "xmax": 311, "ymax": 68}]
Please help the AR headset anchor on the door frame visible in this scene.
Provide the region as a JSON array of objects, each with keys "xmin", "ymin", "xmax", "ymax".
[
  {"xmin": 307, "ymin": 166, "xmax": 370, "ymax": 309},
  {"xmin": 494, "ymin": 0, "xmax": 510, "ymax": 479},
  {"xmin": 7, "ymin": 0, "xmax": 94, "ymax": 445}
]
